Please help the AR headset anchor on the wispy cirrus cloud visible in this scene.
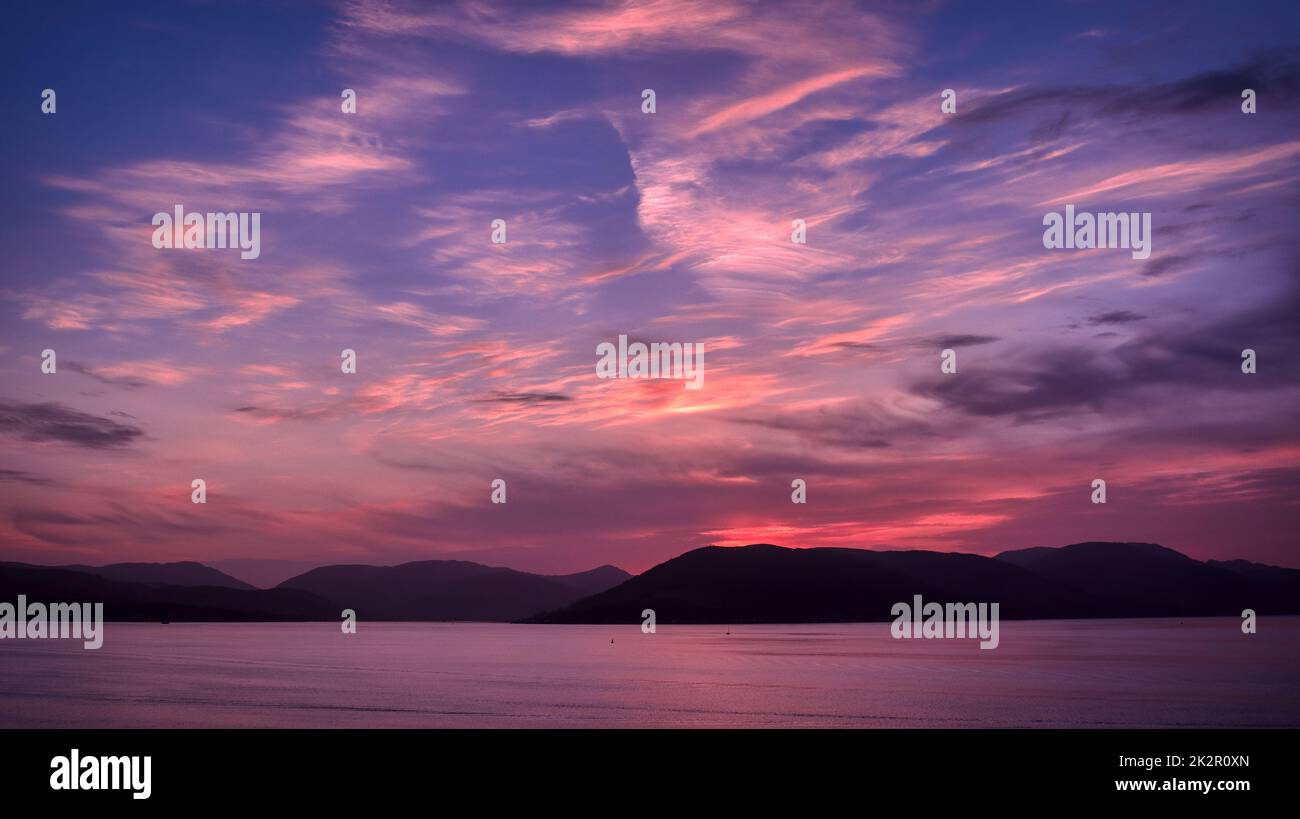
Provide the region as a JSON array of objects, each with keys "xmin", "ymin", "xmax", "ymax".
[
  {"xmin": 65, "ymin": 360, "xmax": 192, "ymax": 388},
  {"xmin": 2, "ymin": 0, "xmax": 1299, "ymax": 573}
]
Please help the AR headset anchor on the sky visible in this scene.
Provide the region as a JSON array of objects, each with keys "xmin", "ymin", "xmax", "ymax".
[{"xmin": 1, "ymin": 0, "xmax": 1298, "ymax": 580}]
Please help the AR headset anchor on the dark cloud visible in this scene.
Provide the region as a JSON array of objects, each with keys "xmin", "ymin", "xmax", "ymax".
[
  {"xmin": 483, "ymin": 392, "xmax": 571, "ymax": 403},
  {"xmin": 1141, "ymin": 254, "xmax": 1195, "ymax": 278},
  {"xmin": 831, "ymin": 334, "xmax": 999, "ymax": 357},
  {"xmin": 1027, "ymin": 109, "xmax": 1072, "ymax": 143},
  {"xmin": 64, "ymin": 361, "xmax": 150, "ymax": 389},
  {"xmin": 233, "ymin": 405, "xmax": 332, "ymax": 422},
  {"xmin": 915, "ymin": 347, "xmax": 1114, "ymax": 421},
  {"xmin": 732, "ymin": 401, "xmax": 935, "ymax": 449},
  {"xmin": 371, "ymin": 454, "xmax": 443, "ymax": 473},
  {"xmin": 929, "ymin": 334, "xmax": 1001, "ymax": 348},
  {"xmin": 1087, "ymin": 310, "xmax": 1146, "ymax": 325},
  {"xmin": 1160, "ymin": 211, "xmax": 1254, "ymax": 239},
  {"xmin": 0, "ymin": 468, "xmax": 53, "ymax": 486},
  {"xmin": 832, "ymin": 341, "xmax": 887, "ymax": 351},
  {"xmin": 11, "ymin": 505, "xmax": 239, "ymax": 549},
  {"xmin": 914, "ymin": 269, "xmax": 1300, "ymax": 422},
  {"xmin": 1097, "ymin": 56, "xmax": 1300, "ymax": 117},
  {"xmin": 0, "ymin": 401, "xmax": 144, "ymax": 448},
  {"xmin": 957, "ymin": 53, "xmax": 1300, "ymax": 134}
]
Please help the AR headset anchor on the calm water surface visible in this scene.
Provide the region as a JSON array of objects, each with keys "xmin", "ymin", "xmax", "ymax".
[{"xmin": 2, "ymin": 618, "xmax": 1297, "ymax": 727}]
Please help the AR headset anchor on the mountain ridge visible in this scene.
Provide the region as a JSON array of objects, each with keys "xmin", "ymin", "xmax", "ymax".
[
  {"xmin": 0, "ymin": 560, "xmax": 253, "ymax": 590},
  {"xmin": 276, "ymin": 560, "xmax": 631, "ymax": 621},
  {"xmin": 526, "ymin": 542, "xmax": 1300, "ymax": 623},
  {"xmin": 3, "ymin": 543, "xmax": 1296, "ymax": 624},
  {"xmin": 0, "ymin": 558, "xmax": 632, "ymax": 622}
]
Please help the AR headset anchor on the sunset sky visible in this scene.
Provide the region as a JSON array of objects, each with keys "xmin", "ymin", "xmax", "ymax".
[{"xmin": 2, "ymin": 0, "xmax": 1298, "ymax": 579}]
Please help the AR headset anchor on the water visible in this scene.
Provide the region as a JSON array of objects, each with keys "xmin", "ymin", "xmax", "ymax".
[{"xmin": 2, "ymin": 619, "xmax": 1296, "ymax": 728}]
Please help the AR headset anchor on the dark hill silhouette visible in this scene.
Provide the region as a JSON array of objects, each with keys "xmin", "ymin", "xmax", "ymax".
[
  {"xmin": 0, "ymin": 560, "xmax": 254, "ymax": 590},
  {"xmin": 1206, "ymin": 558, "xmax": 1300, "ymax": 596},
  {"xmin": 0, "ymin": 564, "xmax": 333, "ymax": 621},
  {"xmin": 527, "ymin": 543, "xmax": 1101, "ymax": 623},
  {"xmin": 994, "ymin": 541, "xmax": 1294, "ymax": 616},
  {"xmin": 0, "ymin": 559, "xmax": 629, "ymax": 622},
  {"xmin": 528, "ymin": 542, "xmax": 1300, "ymax": 623},
  {"xmin": 6, "ymin": 544, "xmax": 1294, "ymax": 624},
  {"xmin": 277, "ymin": 560, "xmax": 631, "ymax": 621},
  {"xmin": 549, "ymin": 565, "xmax": 631, "ymax": 598}
]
